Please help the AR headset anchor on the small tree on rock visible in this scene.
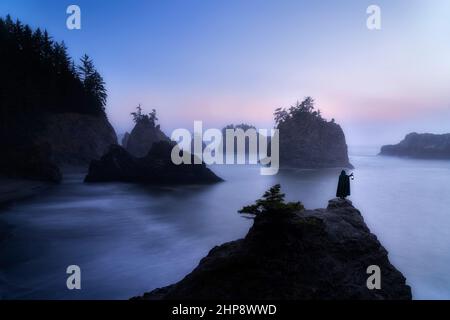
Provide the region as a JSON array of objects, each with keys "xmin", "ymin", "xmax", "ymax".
[
  {"xmin": 238, "ymin": 184, "xmax": 304, "ymax": 216},
  {"xmin": 131, "ymin": 105, "xmax": 158, "ymax": 126}
]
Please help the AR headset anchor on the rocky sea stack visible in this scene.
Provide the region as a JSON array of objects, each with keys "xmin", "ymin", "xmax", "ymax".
[
  {"xmin": 275, "ymin": 97, "xmax": 352, "ymax": 169},
  {"xmin": 380, "ymin": 132, "xmax": 450, "ymax": 159},
  {"xmin": 136, "ymin": 191, "xmax": 411, "ymax": 300},
  {"xmin": 125, "ymin": 106, "xmax": 169, "ymax": 157},
  {"xmin": 85, "ymin": 140, "xmax": 222, "ymax": 184}
]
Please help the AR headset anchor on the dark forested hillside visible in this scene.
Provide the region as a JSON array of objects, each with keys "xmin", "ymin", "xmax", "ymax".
[
  {"xmin": 0, "ymin": 15, "xmax": 116, "ymax": 181},
  {"xmin": 0, "ymin": 15, "xmax": 106, "ymax": 134}
]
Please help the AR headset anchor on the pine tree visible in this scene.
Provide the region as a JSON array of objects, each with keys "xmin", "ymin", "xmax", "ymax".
[
  {"xmin": 0, "ymin": 14, "xmax": 108, "ymax": 126},
  {"xmin": 78, "ymin": 54, "xmax": 107, "ymax": 113},
  {"xmin": 238, "ymin": 184, "xmax": 304, "ymax": 216}
]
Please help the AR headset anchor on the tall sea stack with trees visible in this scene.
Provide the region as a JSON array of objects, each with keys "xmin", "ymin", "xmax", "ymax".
[
  {"xmin": 274, "ymin": 97, "xmax": 352, "ymax": 169},
  {"xmin": 125, "ymin": 105, "xmax": 169, "ymax": 157},
  {"xmin": 0, "ymin": 15, "xmax": 117, "ymax": 181}
]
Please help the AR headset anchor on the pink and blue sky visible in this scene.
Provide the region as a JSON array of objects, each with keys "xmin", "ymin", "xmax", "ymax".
[{"xmin": 1, "ymin": 0, "xmax": 450, "ymax": 145}]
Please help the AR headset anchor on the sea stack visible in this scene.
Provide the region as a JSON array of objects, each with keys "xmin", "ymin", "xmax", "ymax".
[
  {"xmin": 125, "ymin": 107, "xmax": 169, "ymax": 157},
  {"xmin": 276, "ymin": 97, "xmax": 352, "ymax": 169},
  {"xmin": 85, "ymin": 141, "xmax": 222, "ymax": 184}
]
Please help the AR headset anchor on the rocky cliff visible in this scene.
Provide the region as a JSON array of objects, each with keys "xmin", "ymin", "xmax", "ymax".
[
  {"xmin": 380, "ymin": 132, "xmax": 450, "ymax": 159},
  {"xmin": 137, "ymin": 198, "xmax": 411, "ymax": 300},
  {"xmin": 276, "ymin": 98, "xmax": 352, "ymax": 169},
  {"xmin": 36, "ymin": 113, "xmax": 117, "ymax": 166},
  {"xmin": 1, "ymin": 113, "xmax": 117, "ymax": 182},
  {"xmin": 85, "ymin": 140, "xmax": 222, "ymax": 184}
]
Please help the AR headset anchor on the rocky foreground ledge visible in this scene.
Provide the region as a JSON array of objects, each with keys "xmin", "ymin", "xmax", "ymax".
[{"xmin": 135, "ymin": 198, "xmax": 411, "ymax": 300}]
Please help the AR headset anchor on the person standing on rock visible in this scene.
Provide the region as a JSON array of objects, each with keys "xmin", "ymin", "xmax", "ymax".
[{"xmin": 336, "ymin": 170, "xmax": 353, "ymax": 199}]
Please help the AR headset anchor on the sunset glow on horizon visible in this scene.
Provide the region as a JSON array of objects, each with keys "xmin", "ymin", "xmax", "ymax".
[{"xmin": 1, "ymin": 0, "xmax": 450, "ymax": 145}]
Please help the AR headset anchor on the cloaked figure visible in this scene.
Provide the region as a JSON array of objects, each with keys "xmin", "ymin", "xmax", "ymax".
[{"xmin": 336, "ymin": 170, "xmax": 354, "ymax": 199}]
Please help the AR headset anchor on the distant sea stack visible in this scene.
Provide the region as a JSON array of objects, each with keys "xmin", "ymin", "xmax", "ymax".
[
  {"xmin": 125, "ymin": 106, "xmax": 169, "ymax": 157},
  {"xmin": 275, "ymin": 97, "xmax": 352, "ymax": 169},
  {"xmin": 135, "ymin": 191, "xmax": 411, "ymax": 300},
  {"xmin": 85, "ymin": 141, "xmax": 222, "ymax": 184},
  {"xmin": 221, "ymin": 123, "xmax": 263, "ymax": 158},
  {"xmin": 380, "ymin": 132, "xmax": 450, "ymax": 159},
  {"xmin": 0, "ymin": 16, "xmax": 117, "ymax": 181}
]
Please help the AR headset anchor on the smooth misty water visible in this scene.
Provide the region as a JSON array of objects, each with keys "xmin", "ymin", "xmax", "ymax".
[{"xmin": 1, "ymin": 147, "xmax": 450, "ymax": 300}]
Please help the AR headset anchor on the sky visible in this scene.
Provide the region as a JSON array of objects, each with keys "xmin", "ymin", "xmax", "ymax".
[{"xmin": 1, "ymin": 0, "xmax": 450, "ymax": 146}]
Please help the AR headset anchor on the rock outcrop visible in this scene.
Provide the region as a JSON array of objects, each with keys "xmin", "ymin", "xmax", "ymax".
[
  {"xmin": 126, "ymin": 120, "xmax": 169, "ymax": 157},
  {"xmin": 137, "ymin": 198, "xmax": 411, "ymax": 300},
  {"xmin": 85, "ymin": 141, "xmax": 222, "ymax": 184},
  {"xmin": 380, "ymin": 132, "xmax": 450, "ymax": 159},
  {"xmin": 1, "ymin": 113, "xmax": 117, "ymax": 182},
  {"xmin": 276, "ymin": 98, "xmax": 352, "ymax": 169},
  {"xmin": 279, "ymin": 120, "xmax": 352, "ymax": 168}
]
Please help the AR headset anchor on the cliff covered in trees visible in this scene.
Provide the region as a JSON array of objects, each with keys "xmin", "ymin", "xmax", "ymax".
[
  {"xmin": 380, "ymin": 132, "xmax": 450, "ymax": 159},
  {"xmin": 275, "ymin": 97, "xmax": 352, "ymax": 169},
  {"xmin": 0, "ymin": 16, "xmax": 116, "ymax": 181},
  {"xmin": 137, "ymin": 186, "xmax": 411, "ymax": 300}
]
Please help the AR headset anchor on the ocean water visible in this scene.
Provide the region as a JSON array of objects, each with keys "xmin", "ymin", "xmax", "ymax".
[{"xmin": 0, "ymin": 147, "xmax": 450, "ymax": 299}]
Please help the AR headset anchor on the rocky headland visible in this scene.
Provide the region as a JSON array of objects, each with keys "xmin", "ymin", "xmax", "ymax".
[
  {"xmin": 136, "ymin": 188, "xmax": 411, "ymax": 300},
  {"xmin": 0, "ymin": 17, "xmax": 117, "ymax": 182},
  {"xmin": 380, "ymin": 132, "xmax": 450, "ymax": 159}
]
